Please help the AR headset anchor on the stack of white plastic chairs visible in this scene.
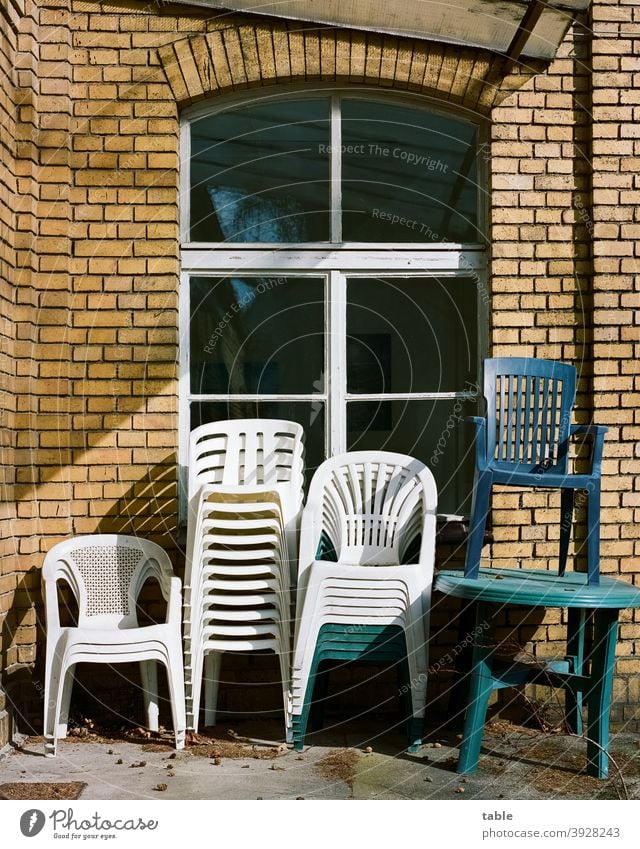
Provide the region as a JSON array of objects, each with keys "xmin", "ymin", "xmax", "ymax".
[
  {"xmin": 183, "ymin": 419, "xmax": 305, "ymax": 738},
  {"xmin": 290, "ymin": 451, "xmax": 437, "ymax": 751}
]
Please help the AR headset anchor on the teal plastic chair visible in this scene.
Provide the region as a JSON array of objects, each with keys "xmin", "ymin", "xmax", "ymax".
[
  {"xmin": 435, "ymin": 358, "xmax": 640, "ymax": 778},
  {"xmin": 291, "ymin": 623, "xmax": 419, "ymax": 751},
  {"xmin": 465, "ymin": 357, "xmax": 606, "ymax": 585}
]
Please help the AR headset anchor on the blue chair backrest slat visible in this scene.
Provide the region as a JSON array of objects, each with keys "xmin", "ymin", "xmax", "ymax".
[
  {"xmin": 514, "ymin": 375, "xmax": 523, "ymax": 463},
  {"xmin": 484, "ymin": 358, "xmax": 576, "ymax": 473}
]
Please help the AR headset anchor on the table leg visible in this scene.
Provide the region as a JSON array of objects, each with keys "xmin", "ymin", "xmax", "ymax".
[
  {"xmin": 457, "ymin": 601, "xmax": 495, "ymax": 774},
  {"xmin": 586, "ymin": 608, "xmax": 619, "ymax": 779},
  {"xmin": 565, "ymin": 607, "xmax": 587, "ymax": 735}
]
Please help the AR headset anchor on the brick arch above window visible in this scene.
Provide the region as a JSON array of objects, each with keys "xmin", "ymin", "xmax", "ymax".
[{"xmin": 157, "ymin": 22, "xmax": 546, "ymax": 115}]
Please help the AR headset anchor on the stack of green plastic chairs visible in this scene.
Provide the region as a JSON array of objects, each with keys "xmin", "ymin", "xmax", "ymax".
[{"xmin": 292, "ymin": 622, "xmax": 422, "ymax": 750}]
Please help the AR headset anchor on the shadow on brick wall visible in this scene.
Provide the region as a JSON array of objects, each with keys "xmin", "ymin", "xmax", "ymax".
[{"xmin": 2, "ymin": 567, "xmax": 46, "ymax": 737}]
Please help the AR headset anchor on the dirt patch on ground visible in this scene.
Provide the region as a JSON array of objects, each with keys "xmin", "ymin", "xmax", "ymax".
[
  {"xmin": 486, "ymin": 718, "xmax": 538, "ymax": 739},
  {"xmin": 22, "ymin": 723, "xmax": 284, "ymax": 761},
  {"xmin": 0, "ymin": 782, "xmax": 86, "ymax": 800},
  {"xmin": 525, "ymin": 766, "xmax": 619, "ymax": 799},
  {"xmin": 140, "ymin": 742, "xmax": 175, "ymax": 752},
  {"xmin": 480, "ymin": 727, "xmax": 635, "ymax": 799},
  {"xmin": 184, "ymin": 728, "xmax": 283, "ymax": 760},
  {"xmin": 314, "ymin": 748, "xmax": 361, "ymax": 787}
]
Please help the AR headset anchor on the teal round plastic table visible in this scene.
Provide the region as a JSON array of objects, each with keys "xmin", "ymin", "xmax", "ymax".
[{"xmin": 434, "ymin": 567, "xmax": 640, "ymax": 778}]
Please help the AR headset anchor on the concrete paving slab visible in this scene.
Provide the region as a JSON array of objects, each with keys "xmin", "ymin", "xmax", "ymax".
[{"xmin": 1, "ymin": 719, "xmax": 639, "ymax": 801}]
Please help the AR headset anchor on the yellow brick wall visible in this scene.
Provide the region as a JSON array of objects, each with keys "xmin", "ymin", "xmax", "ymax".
[
  {"xmin": 0, "ymin": 0, "xmax": 20, "ymax": 742},
  {"xmin": 487, "ymin": 1, "xmax": 640, "ymax": 724},
  {"xmin": 0, "ymin": 0, "xmax": 41, "ymax": 744},
  {"xmin": 590, "ymin": 0, "xmax": 640, "ymax": 723},
  {"xmin": 488, "ymin": 22, "xmax": 595, "ymax": 678},
  {"xmin": 2, "ymin": 0, "xmax": 639, "ymax": 734}
]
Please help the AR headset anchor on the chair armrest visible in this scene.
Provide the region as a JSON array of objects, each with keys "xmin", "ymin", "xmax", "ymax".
[
  {"xmin": 570, "ymin": 424, "xmax": 607, "ymax": 476},
  {"xmin": 297, "ymin": 501, "xmax": 323, "ymax": 592},
  {"xmin": 41, "ymin": 555, "xmax": 82, "ymax": 632},
  {"xmin": 297, "ymin": 499, "xmax": 342, "ymax": 590},
  {"xmin": 131, "ymin": 557, "xmax": 182, "ymax": 625},
  {"xmin": 166, "ymin": 575, "xmax": 183, "ymax": 626},
  {"xmin": 466, "ymin": 416, "xmax": 488, "ymax": 469}
]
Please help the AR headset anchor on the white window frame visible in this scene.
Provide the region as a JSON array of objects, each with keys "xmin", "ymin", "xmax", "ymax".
[{"xmin": 179, "ymin": 88, "xmax": 489, "ymax": 519}]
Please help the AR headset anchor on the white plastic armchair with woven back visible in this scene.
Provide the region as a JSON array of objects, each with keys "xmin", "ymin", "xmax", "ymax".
[{"xmin": 41, "ymin": 534, "xmax": 186, "ymax": 757}]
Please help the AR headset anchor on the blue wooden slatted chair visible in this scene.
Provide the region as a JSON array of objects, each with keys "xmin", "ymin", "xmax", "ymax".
[{"xmin": 435, "ymin": 357, "xmax": 640, "ymax": 779}]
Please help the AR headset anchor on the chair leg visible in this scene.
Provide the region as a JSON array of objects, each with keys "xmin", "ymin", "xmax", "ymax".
[
  {"xmin": 188, "ymin": 648, "xmax": 205, "ymax": 734},
  {"xmin": 585, "ymin": 609, "xmax": 619, "ymax": 779},
  {"xmin": 277, "ymin": 650, "xmax": 293, "ymax": 744},
  {"xmin": 293, "ymin": 651, "xmax": 322, "ymax": 752},
  {"xmin": 308, "ymin": 663, "xmax": 330, "ymax": 733},
  {"xmin": 203, "ymin": 652, "xmax": 222, "ymax": 729},
  {"xmin": 559, "ymin": 489, "xmax": 575, "ymax": 576},
  {"xmin": 464, "ymin": 471, "xmax": 492, "ymax": 579},
  {"xmin": 165, "ymin": 646, "xmax": 186, "ymax": 751},
  {"xmin": 57, "ymin": 665, "xmax": 75, "ymax": 740},
  {"xmin": 586, "ymin": 482, "xmax": 601, "ymax": 586},
  {"xmin": 43, "ymin": 676, "xmax": 58, "ymax": 758},
  {"xmin": 565, "ymin": 607, "xmax": 586, "ymax": 735},
  {"xmin": 399, "ymin": 656, "xmax": 424, "ymax": 753},
  {"xmin": 457, "ymin": 602, "xmax": 495, "ymax": 774},
  {"xmin": 140, "ymin": 660, "xmax": 159, "ymax": 733},
  {"xmin": 44, "ymin": 660, "xmax": 73, "ymax": 757}
]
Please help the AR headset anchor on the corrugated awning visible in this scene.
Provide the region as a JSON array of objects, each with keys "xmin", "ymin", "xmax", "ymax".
[{"xmin": 162, "ymin": 0, "xmax": 590, "ymax": 62}]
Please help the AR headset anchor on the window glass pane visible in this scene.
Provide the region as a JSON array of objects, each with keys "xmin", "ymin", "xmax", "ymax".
[
  {"xmin": 191, "ymin": 401, "xmax": 325, "ymax": 484},
  {"xmin": 190, "ymin": 100, "xmax": 330, "ymax": 242},
  {"xmin": 341, "ymin": 99, "xmax": 480, "ymax": 243},
  {"xmin": 347, "ymin": 399, "xmax": 477, "ymax": 516},
  {"xmin": 190, "ymin": 276, "xmax": 325, "ymax": 395},
  {"xmin": 347, "ymin": 276, "xmax": 478, "ymax": 393}
]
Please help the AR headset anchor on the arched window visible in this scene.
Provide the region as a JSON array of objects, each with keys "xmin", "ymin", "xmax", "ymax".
[{"xmin": 180, "ymin": 90, "xmax": 487, "ymax": 518}]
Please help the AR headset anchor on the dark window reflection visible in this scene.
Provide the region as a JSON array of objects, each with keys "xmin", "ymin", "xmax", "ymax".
[
  {"xmin": 190, "ymin": 100, "xmax": 331, "ymax": 242},
  {"xmin": 347, "ymin": 277, "xmax": 479, "ymax": 393},
  {"xmin": 341, "ymin": 99, "xmax": 479, "ymax": 243},
  {"xmin": 347, "ymin": 399, "xmax": 477, "ymax": 516},
  {"xmin": 190, "ymin": 276, "xmax": 325, "ymax": 396}
]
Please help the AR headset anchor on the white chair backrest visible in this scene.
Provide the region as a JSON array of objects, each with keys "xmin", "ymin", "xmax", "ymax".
[
  {"xmin": 309, "ymin": 452, "xmax": 437, "ymax": 566},
  {"xmin": 188, "ymin": 419, "xmax": 305, "ymax": 502},
  {"xmin": 42, "ymin": 534, "xmax": 173, "ymax": 629}
]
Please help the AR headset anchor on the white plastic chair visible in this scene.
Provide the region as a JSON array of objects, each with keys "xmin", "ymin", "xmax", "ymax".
[
  {"xmin": 188, "ymin": 420, "xmax": 305, "ymax": 587},
  {"xmin": 42, "ymin": 534, "xmax": 186, "ymax": 757},
  {"xmin": 184, "ymin": 420, "xmax": 305, "ymax": 736},
  {"xmin": 291, "ymin": 451, "xmax": 437, "ymax": 751},
  {"xmin": 188, "ymin": 419, "xmax": 305, "ymax": 562},
  {"xmin": 184, "ymin": 489, "xmax": 293, "ymax": 733}
]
